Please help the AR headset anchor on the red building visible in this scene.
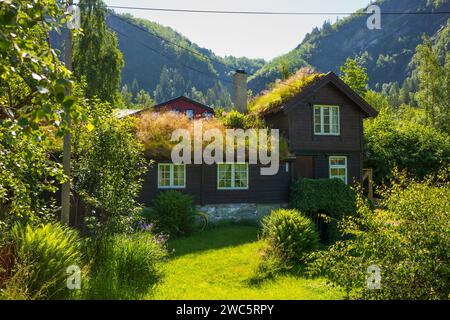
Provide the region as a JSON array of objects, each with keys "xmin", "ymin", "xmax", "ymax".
[{"xmin": 153, "ymin": 96, "xmax": 214, "ymax": 119}]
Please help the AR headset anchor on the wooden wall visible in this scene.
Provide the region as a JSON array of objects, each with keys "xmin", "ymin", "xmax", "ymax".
[{"xmin": 138, "ymin": 162, "xmax": 291, "ymax": 206}]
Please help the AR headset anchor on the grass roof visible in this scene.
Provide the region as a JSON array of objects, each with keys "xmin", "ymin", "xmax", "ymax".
[{"xmin": 249, "ymin": 68, "xmax": 326, "ymax": 114}]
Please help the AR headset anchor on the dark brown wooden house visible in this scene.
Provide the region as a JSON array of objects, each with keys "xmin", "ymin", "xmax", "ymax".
[
  {"xmin": 263, "ymin": 72, "xmax": 378, "ymax": 183},
  {"xmin": 138, "ymin": 72, "xmax": 377, "ymax": 217}
]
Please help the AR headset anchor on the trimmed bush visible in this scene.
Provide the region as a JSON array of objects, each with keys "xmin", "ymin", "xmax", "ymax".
[
  {"xmin": 86, "ymin": 231, "xmax": 167, "ymax": 299},
  {"xmin": 261, "ymin": 209, "xmax": 319, "ymax": 264},
  {"xmin": 144, "ymin": 190, "xmax": 196, "ymax": 237},
  {"xmin": 290, "ymin": 178, "xmax": 356, "ymax": 242},
  {"xmin": 6, "ymin": 223, "xmax": 83, "ymax": 300}
]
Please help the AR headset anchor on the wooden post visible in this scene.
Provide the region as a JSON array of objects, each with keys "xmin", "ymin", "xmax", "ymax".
[
  {"xmin": 363, "ymin": 168, "xmax": 374, "ymax": 201},
  {"xmin": 61, "ymin": 0, "xmax": 73, "ymax": 225}
]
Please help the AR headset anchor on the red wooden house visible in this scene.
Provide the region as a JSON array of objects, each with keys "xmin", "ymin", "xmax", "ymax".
[{"xmin": 153, "ymin": 96, "xmax": 214, "ymax": 119}]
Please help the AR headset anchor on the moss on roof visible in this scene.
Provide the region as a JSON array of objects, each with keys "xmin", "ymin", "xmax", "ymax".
[{"xmin": 249, "ymin": 68, "xmax": 326, "ymax": 114}]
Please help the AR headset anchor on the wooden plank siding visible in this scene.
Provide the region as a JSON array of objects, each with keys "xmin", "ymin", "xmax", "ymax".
[
  {"xmin": 265, "ymin": 81, "xmax": 366, "ymax": 185},
  {"xmin": 138, "ymin": 162, "xmax": 291, "ymax": 206},
  {"xmin": 287, "ymin": 82, "xmax": 363, "ymax": 152}
]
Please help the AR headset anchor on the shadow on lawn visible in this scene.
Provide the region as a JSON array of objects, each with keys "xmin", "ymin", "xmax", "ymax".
[{"xmin": 167, "ymin": 223, "xmax": 259, "ymax": 257}]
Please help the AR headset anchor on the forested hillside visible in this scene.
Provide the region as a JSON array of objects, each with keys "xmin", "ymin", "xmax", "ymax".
[
  {"xmin": 50, "ymin": 0, "xmax": 449, "ymax": 106},
  {"xmin": 106, "ymin": 13, "xmax": 265, "ymax": 106},
  {"xmin": 248, "ymin": 0, "xmax": 450, "ymax": 93}
]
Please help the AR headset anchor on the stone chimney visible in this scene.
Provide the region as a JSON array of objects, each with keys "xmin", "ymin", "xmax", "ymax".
[{"xmin": 233, "ymin": 69, "xmax": 247, "ymax": 113}]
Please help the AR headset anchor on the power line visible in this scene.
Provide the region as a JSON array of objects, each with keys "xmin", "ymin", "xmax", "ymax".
[
  {"xmin": 108, "ymin": 25, "xmax": 233, "ymax": 84},
  {"xmin": 105, "ymin": 5, "xmax": 450, "ymax": 16},
  {"xmin": 110, "ymin": 13, "xmax": 234, "ymax": 72}
]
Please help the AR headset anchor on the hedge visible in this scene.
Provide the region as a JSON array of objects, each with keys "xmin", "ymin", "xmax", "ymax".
[{"xmin": 290, "ymin": 178, "xmax": 356, "ymax": 242}]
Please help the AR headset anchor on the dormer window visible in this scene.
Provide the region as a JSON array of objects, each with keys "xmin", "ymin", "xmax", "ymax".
[{"xmin": 314, "ymin": 105, "xmax": 340, "ymax": 135}]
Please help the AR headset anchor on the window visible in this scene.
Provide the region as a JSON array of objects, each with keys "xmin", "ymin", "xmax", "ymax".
[
  {"xmin": 186, "ymin": 109, "xmax": 194, "ymax": 119},
  {"xmin": 217, "ymin": 163, "xmax": 248, "ymax": 190},
  {"xmin": 329, "ymin": 156, "xmax": 347, "ymax": 184},
  {"xmin": 314, "ymin": 105, "xmax": 340, "ymax": 135},
  {"xmin": 158, "ymin": 163, "xmax": 186, "ymax": 188}
]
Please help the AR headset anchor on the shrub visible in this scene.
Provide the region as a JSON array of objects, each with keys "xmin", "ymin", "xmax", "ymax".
[
  {"xmin": 364, "ymin": 107, "xmax": 450, "ymax": 184},
  {"xmin": 261, "ymin": 209, "xmax": 319, "ymax": 264},
  {"xmin": 85, "ymin": 231, "xmax": 167, "ymax": 299},
  {"xmin": 290, "ymin": 178, "xmax": 355, "ymax": 242},
  {"xmin": 307, "ymin": 169, "xmax": 450, "ymax": 300},
  {"xmin": 144, "ymin": 190, "xmax": 196, "ymax": 237},
  {"xmin": 73, "ymin": 108, "xmax": 148, "ymax": 236},
  {"xmin": 4, "ymin": 223, "xmax": 83, "ymax": 300},
  {"xmin": 219, "ymin": 109, "xmax": 264, "ymax": 129}
]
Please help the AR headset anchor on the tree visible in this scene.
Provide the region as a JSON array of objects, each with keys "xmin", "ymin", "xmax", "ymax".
[
  {"xmin": 135, "ymin": 89, "xmax": 154, "ymax": 109},
  {"xmin": 413, "ymin": 23, "xmax": 450, "ymax": 132},
  {"xmin": 153, "ymin": 66, "xmax": 187, "ymax": 103},
  {"xmin": 340, "ymin": 58, "xmax": 369, "ymax": 97},
  {"xmin": 72, "ymin": 104, "xmax": 147, "ymax": 235},
  {"xmin": 0, "ymin": 0, "xmax": 76, "ymax": 131},
  {"xmin": 73, "ymin": 0, "xmax": 124, "ymax": 104},
  {"xmin": 0, "ymin": 0, "xmax": 79, "ymax": 229}
]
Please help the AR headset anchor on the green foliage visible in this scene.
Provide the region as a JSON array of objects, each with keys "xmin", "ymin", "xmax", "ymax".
[
  {"xmin": 0, "ymin": 0, "xmax": 78, "ymax": 133},
  {"xmin": 307, "ymin": 170, "xmax": 450, "ymax": 300},
  {"xmin": 261, "ymin": 209, "xmax": 319, "ymax": 264},
  {"xmin": 340, "ymin": 58, "xmax": 369, "ymax": 96},
  {"xmin": 85, "ymin": 231, "xmax": 167, "ymax": 299},
  {"xmin": 74, "ymin": 0, "xmax": 124, "ymax": 104},
  {"xmin": 412, "ymin": 20, "xmax": 450, "ymax": 132},
  {"xmin": 120, "ymin": 84, "xmax": 155, "ymax": 110},
  {"xmin": 0, "ymin": 123, "xmax": 64, "ymax": 230},
  {"xmin": 219, "ymin": 109, "xmax": 264, "ymax": 129},
  {"xmin": 290, "ymin": 179, "xmax": 356, "ymax": 242},
  {"xmin": 364, "ymin": 107, "xmax": 450, "ymax": 184},
  {"xmin": 145, "ymin": 190, "xmax": 196, "ymax": 237},
  {"xmin": 73, "ymin": 106, "xmax": 148, "ymax": 235},
  {"xmin": 4, "ymin": 223, "xmax": 83, "ymax": 300},
  {"xmin": 249, "ymin": 70, "xmax": 325, "ymax": 114}
]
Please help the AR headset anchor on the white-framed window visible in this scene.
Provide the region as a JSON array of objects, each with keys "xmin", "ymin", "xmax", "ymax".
[
  {"xmin": 314, "ymin": 105, "xmax": 340, "ymax": 135},
  {"xmin": 158, "ymin": 163, "xmax": 186, "ymax": 189},
  {"xmin": 186, "ymin": 109, "xmax": 194, "ymax": 119},
  {"xmin": 329, "ymin": 156, "xmax": 347, "ymax": 184},
  {"xmin": 217, "ymin": 163, "xmax": 249, "ymax": 190}
]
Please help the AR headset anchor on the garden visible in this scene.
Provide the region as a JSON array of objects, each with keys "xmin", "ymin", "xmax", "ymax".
[{"xmin": 1, "ymin": 1, "xmax": 449, "ymax": 301}]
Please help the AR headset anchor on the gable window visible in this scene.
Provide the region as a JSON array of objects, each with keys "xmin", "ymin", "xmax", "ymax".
[
  {"xmin": 158, "ymin": 163, "xmax": 186, "ymax": 189},
  {"xmin": 329, "ymin": 156, "xmax": 347, "ymax": 184},
  {"xmin": 217, "ymin": 163, "xmax": 249, "ymax": 190},
  {"xmin": 314, "ymin": 105, "xmax": 340, "ymax": 135}
]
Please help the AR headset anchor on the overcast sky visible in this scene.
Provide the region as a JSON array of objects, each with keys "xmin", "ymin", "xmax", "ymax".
[{"xmin": 105, "ymin": 0, "xmax": 372, "ymax": 60}]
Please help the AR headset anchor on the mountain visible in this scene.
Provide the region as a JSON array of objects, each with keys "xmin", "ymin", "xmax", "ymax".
[
  {"xmin": 52, "ymin": 0, "xmax": 449, "ymax": 105},
  {"xmin": 105, "ymin": 13, "xmax": 265, "ymax": 104},
  {"xmin": 248, "ymin": 0, "xmax": 450, "ymax": 93}
]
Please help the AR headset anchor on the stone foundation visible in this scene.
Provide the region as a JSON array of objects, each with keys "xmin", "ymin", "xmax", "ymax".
[{"xmin": 196, "ymin": 203, "xmax": 288, "ymax": 222}]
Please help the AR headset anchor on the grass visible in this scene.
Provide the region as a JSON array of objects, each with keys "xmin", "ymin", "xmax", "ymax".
[{"xmin": 148, "ymin": 225, "xmax": 343, "ymax": 300}]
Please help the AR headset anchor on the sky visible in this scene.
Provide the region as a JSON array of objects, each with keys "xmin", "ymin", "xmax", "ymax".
[{"xmin": 105, "ymin": 0, "xmax": 373, "ymax": 60}]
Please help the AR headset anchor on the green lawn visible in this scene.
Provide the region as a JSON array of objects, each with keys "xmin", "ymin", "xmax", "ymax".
[{"xmin": 148, "ymin": 225, "xmax": 343, "ymax": 300}]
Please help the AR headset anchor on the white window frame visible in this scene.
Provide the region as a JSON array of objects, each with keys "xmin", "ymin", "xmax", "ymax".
[
  {"xmin": 157, "ymin": 163, "xmax": 186, "ymax": 189},
  {"xmin": 217, "ymin": 163, "xmax": 249, "ymax": 190},
  {"xmin": 314, "ymin": 105, "xmax": 340, "ymax": 136},
  {"xmin": 329, "ymin": 156, "xmax": 348, "ymax": 184}
]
